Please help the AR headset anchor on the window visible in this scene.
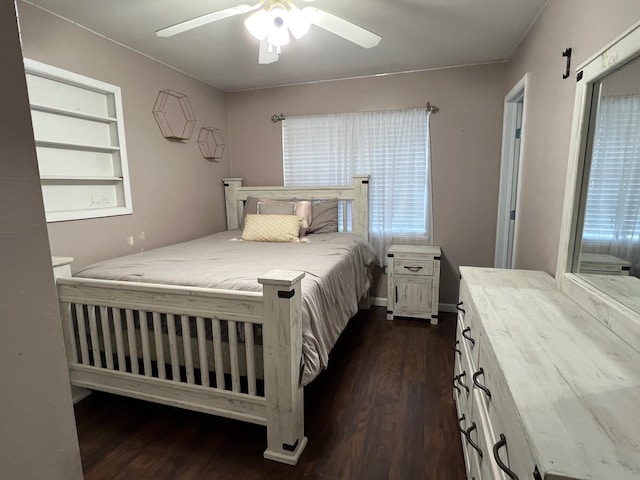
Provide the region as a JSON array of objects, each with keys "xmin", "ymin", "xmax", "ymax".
[
  {"xmin": 24, "ymin": 59, "xmax": 132, "ymax": 222},
  {"xmin": 282, "ymin": 108, "xmax": 432, "ymax": 263},
  {"xmin": 583, "ymin": 94, "xmax": 640, "ymax": 243}
]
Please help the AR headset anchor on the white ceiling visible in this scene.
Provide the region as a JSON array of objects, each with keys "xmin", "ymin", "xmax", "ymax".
[{"xmin": 25, "ymin": 0, "xmax": 548, "ymax": 92}]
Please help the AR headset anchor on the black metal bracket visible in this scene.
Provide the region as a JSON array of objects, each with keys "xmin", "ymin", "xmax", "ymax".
[
  {"xmin": 223, "ymin": 182, "xmax": 229, "ymax": 187},
  {"xmin": 362, "ymin": 179, "xmax": 369, "ymax": 184},
  {"xmin": 562, "ymin": 47, "xmax": 572, "ymax": 79},
  {"xmin": 577, "ymin": 70, "xmax": 584, "ymax": 82},
  {"xmin": 283, "ymin": 439, "xmax": 299, "ymax": 452},
  {"xmin": 278, "ymin": 289, "xmax": 295, "ymax": 299},
  {"xmin": 434, "ymin": 256, "xmax": 441, "ymax": 260},
  {"xmin": 387, "ymin": 253, "xmax": 394, "ymax": 258}
]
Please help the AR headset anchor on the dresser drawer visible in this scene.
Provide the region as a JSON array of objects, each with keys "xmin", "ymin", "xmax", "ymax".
[
  {"xmin": 393, "ymin": 257, "xmax": 434, "ymax": 276},
  {"xmin": 475, "ymin": 343, "xmax": 539, "ymax": 480}
]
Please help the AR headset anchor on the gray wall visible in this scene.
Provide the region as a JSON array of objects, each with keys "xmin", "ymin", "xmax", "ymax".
[
  {"xmin": 227, "ymin": 63, "xmax": 507, "ymax": 304},
  {"xmin": 0, "ymin": 2, "xmax": 82, "ymax": 478},
  {"xmin": 18, "ymin": 1, "xmax": 231, "ymax": 272},
  {"xmin": 504, "ymin": 0, "xmax": 640, "ymax": 275}
]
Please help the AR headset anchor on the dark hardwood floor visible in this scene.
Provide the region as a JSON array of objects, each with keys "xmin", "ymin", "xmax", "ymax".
[{"xmin": 74, "ymin": 307, "xmax": 466, "ymax": 480}]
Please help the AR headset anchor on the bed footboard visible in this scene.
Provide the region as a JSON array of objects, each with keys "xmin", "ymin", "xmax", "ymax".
[{"xmin": 56, "ymin": 269, "xmax": 307, "ymax": 465}]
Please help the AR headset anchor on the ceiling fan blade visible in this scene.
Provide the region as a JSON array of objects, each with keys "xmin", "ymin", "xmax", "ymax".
[
  {"xmin": 156, "ymin": 5, "xmax": 253, "ymax": 37},
  {"xmin": 302, "ymin": 7, "xmax": 381, "ymax": 49},
  {"xmin": 258, "ymin": 38, "xmax": 280, "ymax": 64}
]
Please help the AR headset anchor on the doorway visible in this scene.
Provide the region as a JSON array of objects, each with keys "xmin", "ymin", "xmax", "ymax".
[{"xmin": 495, "ymin": 74, "xmax": 528, "ymax": 269}]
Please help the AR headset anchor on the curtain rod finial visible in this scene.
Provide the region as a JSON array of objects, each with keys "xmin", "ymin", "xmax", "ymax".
[
  {"xmin": 271, "ymin": 113, "xmax": 285, "ymax": 123},
  {"xmin": 426, "ymin": 102, "xmax": 439, "ymax": 114}
]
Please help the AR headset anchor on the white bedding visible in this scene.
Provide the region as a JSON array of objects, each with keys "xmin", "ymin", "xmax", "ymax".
[{"xmin": 76, "ymin": 230, "xmax": 376, "ymax": 385}]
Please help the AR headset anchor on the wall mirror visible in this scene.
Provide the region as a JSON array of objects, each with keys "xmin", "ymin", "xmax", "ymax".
[{"xmin": 557, "ymin": 20, "xmax": 640, "ymax": 348}]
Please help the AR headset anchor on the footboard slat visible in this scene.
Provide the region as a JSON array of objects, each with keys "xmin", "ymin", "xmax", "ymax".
[
  {"xmin": 212, "ymin": 318, "xmax": 224, "ymax": 389},
  {"xmin": 60, "ymin": 302, "xmax": 78, "ymax": 363},
  {"xmin": 152, "ymin": 312, "xmax": 166, "ymax": 380},
  {"xmin": 88, "ymin": 305, "xmax": 102, "ymax": 368},
  {"xmin": 167, "ymin": 314, "xmax": 180, "ymax": 381},
  {"xmin": 181, "ymin": 315, "xmax": 195, "ymax": 385},
  {"xmin": 100, "ymin": 306, "xmax": 114, "ymax": 370},
  {"xmin": 245, "ymin": 322, "xmax": 256, "ymax": 395},
  {"xmin": 125, "ymin": 309, "xmax": 139, "ymax": 375},
  {"xmin": 196, "ymin": 317, "xmax": 209, "ymax": 387},
  {"xmin": 113, "ymin": 308, "xmax": 126, "ymax": 372},
  {"xmin": 229, "ymin": 320, "xmax": 240, "ymax": 393},
  {"xmin": 75, "ymin": 304, "xmax": 90, "ymax": 365},
  {"xmin": 139, "ymin": 311, "xmax": 152, "ymax": 377}
]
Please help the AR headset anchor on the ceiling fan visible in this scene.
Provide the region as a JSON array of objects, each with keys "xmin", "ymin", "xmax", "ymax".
[{"xmin": 156, "ymin": 0, "xmax": 381, "ymax": 64}]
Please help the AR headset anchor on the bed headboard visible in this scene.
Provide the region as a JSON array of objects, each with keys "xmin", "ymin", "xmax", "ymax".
[{"xmin": 222, "ymin": 175, "xmax": 370, "ymax": 242}]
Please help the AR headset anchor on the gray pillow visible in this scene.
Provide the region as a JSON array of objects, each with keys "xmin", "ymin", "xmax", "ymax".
[
  {"xmin": 240, "ymin": 197, "xmax": 295, "ymax": 229},
  {"xmin": 309, "ymin": 199, "xmax": 338, "ymax": 234},
  {"xmin": 257, "ymin": 201, "xmax": 296, "ymax": 215}
]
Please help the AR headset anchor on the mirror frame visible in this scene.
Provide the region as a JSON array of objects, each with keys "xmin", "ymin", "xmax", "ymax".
[{"xmin": 557, "ymin": 20, "xmax": 640, "ymax": 347}]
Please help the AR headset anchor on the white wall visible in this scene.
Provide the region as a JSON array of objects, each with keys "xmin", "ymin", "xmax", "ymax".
[
  {"xmin": 0, "ymin": 2, "xmax": 83, "ymax": 479},
  {"xmin": 505, "ymin": 0, "xmax": 640, "ymax": 274}
]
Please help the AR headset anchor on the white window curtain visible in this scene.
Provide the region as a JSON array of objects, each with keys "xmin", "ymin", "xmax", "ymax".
[
  {"xmin": 282, "ymin": 107, "xmax": 432, "ymax": 264},
  {"xmin": 583, "ymin": 94, "xmax": 640, "ymax": 275}
]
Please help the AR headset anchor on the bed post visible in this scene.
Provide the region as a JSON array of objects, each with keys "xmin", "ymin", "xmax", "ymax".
[
  {"xmin": 258, "ymin": 270, "xmax": 308, "ymax": 465},
  {"xmin": 352, "ymin": 175, "xmax": 370, "ymax": 242},
  {"xmin": 223, "ymin": 177, "xmax": 243, "ymax": 230}
]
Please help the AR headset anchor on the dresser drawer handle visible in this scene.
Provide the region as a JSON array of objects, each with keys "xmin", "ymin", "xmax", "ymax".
[
  {"xmin": 452, "ymin": 375, "xmax": 461, "ymax": 393},
  {"xmin": 465, "ymin": 423, "xmax": 483, "ymax": 457},
  {"xmin": 454, "ymin": 372, "xmax": 469, "ymax": 394},
  {"xmin": 452, "ymin": 340, "xmax": 462, "ymax": 356},
  {"xmin": 493, "ymin": 434, "xmax": 519, "ymax": 479},
  {"xmin": 457, "ymin": 414, "xmax": 466, "ymax": 434},
  {"xmin": 404, "ymin": 265, "xmax": 423, "ymax": 272},
  {"xmin": 462, "ymin": 327, "xmax": 475, "ymax": 346},
  {"xmin": 472, "ymin": 368, "xmax": 491, "ymax": 399},
  {"xmin": 456, "ymin": 301, "xmax": 466, "ymax": 314}
]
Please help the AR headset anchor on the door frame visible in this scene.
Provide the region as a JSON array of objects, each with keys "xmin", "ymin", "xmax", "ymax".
[{"xmin": 495, "ymin": 74, "xmax": 529, "ymax": 268}]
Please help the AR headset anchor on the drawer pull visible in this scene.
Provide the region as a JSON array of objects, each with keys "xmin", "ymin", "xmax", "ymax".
[
  {"xmin": 456, "ymin": 301, "xmax": 466, "ymax": 314},
  {"xmin": 493, "ymin": 434, "xmax": 519, "ymax": 479},
  {"xmin": 462, "ymin": 326, "xmax": 476, "ymax": 346},
  {"xmin": 404, "ymin": 265, "xmax": 423, "ymax": 272},
  {"xmin": 472, "ymin": 368, "xmax": 492, "ymax": 399},
  {"xmin": 465, "ymin": 423, "xmax": 483, "ymax": 457},
  {"xmin": 457, "ymin": 414, "xmax": 466, "ymax": 434},
  {"xmin": 452, "ymin": 375, "xmax": 461, "ymax": 393},
  {"xmin": 455, "ymin": 372, "xmax": 469, "ymax": 394},
  {"xmin": 395, "ymin": 286, "xmax": 398, "ymax": 303},
  {"xmin": 452, "ymin": 340, "xmax": 462, "ymax": 356}
]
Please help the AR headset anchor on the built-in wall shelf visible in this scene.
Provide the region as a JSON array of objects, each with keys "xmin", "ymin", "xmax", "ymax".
[
  {"xmin": 24, "ymin": 58, "xmax": 132, "ymax": 223},
  {"xmin": 35, "ymin": 140, "xmax": 120, "ymax": 154},
  {"xmin": 30, "ymin": 103, "xmax": 117, "ymax": 123},
  {"xmin": 40, "ymin": 176, "xmax": 124, "ymax": 183}
]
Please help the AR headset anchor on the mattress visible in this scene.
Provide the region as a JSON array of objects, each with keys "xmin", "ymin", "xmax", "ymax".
[{"xmin": 76, "ymin": 230, "xmax": 376, "ymax": 385}]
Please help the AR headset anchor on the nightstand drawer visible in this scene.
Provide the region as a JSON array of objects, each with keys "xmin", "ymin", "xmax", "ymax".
[{"xmin": 393, "ymin": 258, "xmax": 434, "ymax": 276}]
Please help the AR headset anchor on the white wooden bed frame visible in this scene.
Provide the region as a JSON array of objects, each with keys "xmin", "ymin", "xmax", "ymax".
[{"xmin": 55, "ymin": 175, "xmax": 369, "ymax": 465}]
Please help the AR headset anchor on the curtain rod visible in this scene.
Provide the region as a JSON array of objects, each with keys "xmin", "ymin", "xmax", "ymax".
[{"xmin": 270, "ymin": 103, "xmax": 439, "ymax": 123}]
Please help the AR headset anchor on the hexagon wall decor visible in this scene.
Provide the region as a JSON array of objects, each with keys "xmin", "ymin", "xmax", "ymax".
[
  {"xmin": 197, "ymin": 127, "xmax": 225, "ymax": 160},
  {"xmin": 153, "ymin": 90, "xmax": 196, "ymax": 140}
]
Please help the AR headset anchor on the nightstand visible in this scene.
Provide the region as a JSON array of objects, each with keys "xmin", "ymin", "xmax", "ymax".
[{"xmin": 386, "ymin": 245, "xmax": 441, "ymax": 324}]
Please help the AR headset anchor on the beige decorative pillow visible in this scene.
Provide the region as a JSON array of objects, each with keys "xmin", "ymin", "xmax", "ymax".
[{"xmin": 241, "ymin": 214, "xmax": 302, "ymax": 242}]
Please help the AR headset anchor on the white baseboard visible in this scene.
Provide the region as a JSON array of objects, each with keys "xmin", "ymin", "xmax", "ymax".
[
  {"xmin": 369, "ymin": 298, "xmax": 457, "ymax": 314},
  {"xmin": 72, "ymin": 386, "xmax": 91, "ymax": 404},
  {"xmin": 370, "ymin": 297, "xmax": 387, "ymax": 307}
]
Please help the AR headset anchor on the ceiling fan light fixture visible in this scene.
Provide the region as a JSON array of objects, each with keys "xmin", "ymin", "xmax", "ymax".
[
  {"xmin": 287, "ymin": 4, "xmax": 311, "ymax": 40},
  {"xmin": 244, "ymin": 9, "xmax": 269, "ymax": 40},
  {"xmin": 266, "ymin": 3, "xmax": 290, "ymax": 46}
]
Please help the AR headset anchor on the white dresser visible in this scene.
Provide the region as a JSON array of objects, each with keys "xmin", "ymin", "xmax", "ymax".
[
  {"xmin": 386, "ymin": 245, "xmax": 441, "ymax": 323},
  {"xmin": 455, "ymin": 266, "xmax": 640, "ymax": 480}
]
